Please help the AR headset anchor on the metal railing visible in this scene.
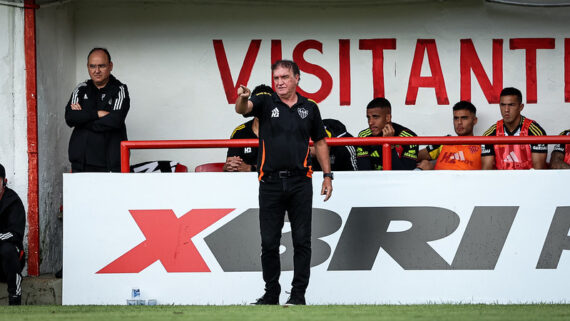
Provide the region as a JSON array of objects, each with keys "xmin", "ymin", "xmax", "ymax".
[{"xmin": 120, "ymin": 136, "xmax": 570, "ymax": 172}]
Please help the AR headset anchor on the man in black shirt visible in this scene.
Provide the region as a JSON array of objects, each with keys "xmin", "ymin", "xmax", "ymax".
[
  {"xmin": 356, "ymin": 97, "xmax": 418, "ymax": 170},
  {"xmin": 224, "ymin": 118, "xmax": 259, "ymax": 171},
  {"xmin": 224, "ymin": 85, "xmax": 272, "ymax": 172},
  {"xmin": 0, "ymin": 164, "xmax": 26, "ymax": 305},
  {"xmin": 235, "ymin": 60, "xmax": 332, "ymax": 306},
  {"xmin": 65, "ymin": 48, "xmax": 130, "ymax": 172}
]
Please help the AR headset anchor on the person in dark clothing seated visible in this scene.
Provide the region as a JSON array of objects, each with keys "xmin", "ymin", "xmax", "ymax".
[
  {"xmin": 0, "ymin": 164, "xmax": 26, "ymax": 305},
  {"xmin": 311, "ymin": 118, "xmax": 358, "ymax": 171},
  {"xmin": 356, "ymin": 97, "xmax": 418, "ymax": 170}
]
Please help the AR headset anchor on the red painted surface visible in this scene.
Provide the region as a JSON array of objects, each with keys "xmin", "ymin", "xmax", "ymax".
[
  {"xmin": 213, "ymin": 39, "xmax": 261, "ymax": 104},
  {"xmin": 271, "ymin": 39, "xmax": 282, "ymax": 90},
  {"xmin": 406, "ymin": 39, "xmax": 449, "ymax": 105},
  {"xmin": 24, "ymin": 0, "xmax": 39, "ymax": 276},
  {"xmin": 339, "ymin": 39, "xmax": 351, "ymax": 106},
  {"xmin": 460, "ymin": 39, "xmax": 503, "ymax": 103},
  {"xmin": 564, "ymin": 38, "xmax": 570, "ymax": 103},
  {"xmin": 97, "ymin": 209, "xmax": 233, "ymax": 273},
  {"xmin": 510, "ymin": 38, "xmax": 556, "ymax": 104},
  {"xmin": 359, "ymin": 38, "xmax": 397, "ymax": 99},
  {"xmin": 293, "ymin": 40, "xmax": 333, "ymax": 103}
]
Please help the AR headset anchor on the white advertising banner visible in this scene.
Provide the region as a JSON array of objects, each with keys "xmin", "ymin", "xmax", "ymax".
[{"xmin": 63, "ymin": 171, "xmax": 570, "ymax": 305}]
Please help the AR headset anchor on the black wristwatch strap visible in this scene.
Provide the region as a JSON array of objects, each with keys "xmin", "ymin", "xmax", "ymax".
[{"xmin": 323, "ymin": 172, "xmax": 334, "ymax": 180}]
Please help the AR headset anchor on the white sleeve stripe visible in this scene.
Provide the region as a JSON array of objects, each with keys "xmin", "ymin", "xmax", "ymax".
[
  {"xmin": 72, "ymin": 88, "xmax": 79, "ymax": 104},
  {"xmin": 71, "ymin": 82, "xmax": 87, "ymax": 105},
  {"xmin": 113, "ymin": 88, "xmax": 119, "ymax": 110},
  {"xmin": 16, "ymin": 274, "xmax": 22, "ymax": 295},
  {"xmin": 346, "ymin": 145, "xmax": 358, "ymax": 170},
  {"xmin": 0, "ymin": 232, "xmax": 14, "ymax": 240},
  {"xmin": 114, "ymin": 86, "xmax": 125, "ymax": 111},
  {"xmin": 336, "ymin": 132, "xmax": 348, "ymax": 138}
]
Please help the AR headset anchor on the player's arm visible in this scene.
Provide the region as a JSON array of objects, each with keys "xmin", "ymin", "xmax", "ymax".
[
  {"xmin": 531, "ymin": 152, "xmax": 547, "ymax": 169},
  {"xmin": 314, "ymin": 138, "xmax": 332, "ymax": 201},
  {"xmin": 481, "ymin": 155, "xmax": 495, "ymax": 170},
  {"xmin": 417, "ymin": 160, "xmax": 435, "ymax": 170},
  {"xmin": 417, "ymin": 145, "xmax": 438, "ymax": 170},
  {"xmin": 87, "ymin": 85, "xmax": 130, "ymax": 132},
  {"xmin": 528, "ymin": 122, "xmax": 548, "ymax": 169},
  {"xmin": 65, "ymin": 86, "xmax": 98, "ymax": 127},
  {"xmin": 480, "ymin": 141, "xmax": 495, "ymax": 170},
  {"xmin": 418, "ymin": 148, "xmax": 433, "ymax": 162},
  {"xmin": 235, "ymin": 85, "xmax": 253, "ymax": 115},
  {"xmin": 0, "ymin": 196, "xmax": 26, "ymax": 244},
  {"xmin": 550, "ymin": 151, "xmax": 570, "ymax": 169},
  {"xmin": 391, "ymin": 130, "xmax": 418, "ymax": 170},
  {"xmin": 223, "ymin": 156, "xmax": 241, "ymax": 172}
]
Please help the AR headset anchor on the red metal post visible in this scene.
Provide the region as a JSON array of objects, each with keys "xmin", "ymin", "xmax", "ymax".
[
  {"xmin": 24, "ymin": 0, "xmax": 39, "ymax": 276},
  {"xmin": 382, "ymin": 143, "xmax": 392, "ymax": 170},
  {"xmin": 120, "ymin": 142, "xmax": 130, "ymax": 173}
]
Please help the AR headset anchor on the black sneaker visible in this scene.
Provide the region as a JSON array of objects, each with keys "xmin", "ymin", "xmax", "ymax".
[
  {"xmin": 251, "ymin": 294, "xmax": 279, "ymax": 305},
  {"xmin": 9, "ymin": 295, "xmax": 21, "ymax": 306},
  {"xmin": 284, "ymin": 294, "xmax": 306, "ymax": 306}
]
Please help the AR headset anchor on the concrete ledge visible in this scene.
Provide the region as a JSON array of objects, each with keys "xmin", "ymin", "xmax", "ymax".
[{"xmin": 0, "ymin": 275, "xmax": 62, "ymax": 305}]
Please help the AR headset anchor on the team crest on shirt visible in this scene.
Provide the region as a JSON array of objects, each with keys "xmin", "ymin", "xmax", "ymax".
[
  {"xmin": 271, "ymin": 108, "xmax": 279, "ymax": 118},
  {"xmin": 298, "ymin": 108, "xmax": 308, "ymax": 119},
  {"xmin": 102, "ymin": 94, "xmax": 106, "ymax": 99}
]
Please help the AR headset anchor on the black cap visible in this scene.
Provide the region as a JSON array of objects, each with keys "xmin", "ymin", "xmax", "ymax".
[{"xmin": 0, "ymin": 163, "xmax": 5, "ymax": 180}]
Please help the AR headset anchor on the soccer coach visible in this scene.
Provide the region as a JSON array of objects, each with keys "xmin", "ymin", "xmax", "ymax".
[{"xmin": 235, "ymin": 60, "xmax": 333, "ymax": 306}]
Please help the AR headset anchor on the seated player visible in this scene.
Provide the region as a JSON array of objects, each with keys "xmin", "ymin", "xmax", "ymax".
[
  {"xmin": 417, "ymin": 101, "xmax": 481, "ymax": 170},
  {"xmin": 356, "ymin": 97, "xmax": 418, "ymax": 170},
  {"xmin": 481, "ymin": 87, "xmax": 547, "ymax": 170}
]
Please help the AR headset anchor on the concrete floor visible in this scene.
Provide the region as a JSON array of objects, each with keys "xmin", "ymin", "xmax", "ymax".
[{"xmin": 0, "ymin": 275, "xmax": 62, "ymax": 305}]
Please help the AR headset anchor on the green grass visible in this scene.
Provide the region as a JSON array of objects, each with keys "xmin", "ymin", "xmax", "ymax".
[{"xmin": 0, "ymin": 305, "xmax": 568, "ymax": 321}]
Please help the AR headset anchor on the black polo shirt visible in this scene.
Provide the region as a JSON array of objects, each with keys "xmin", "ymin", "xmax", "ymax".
[
  {"xmin": 227, "ymin": 119, "xmax": 258, "ymax": 169},
  {"xmin": 248, "ymin": 92, "xmax": 326, "ymax": 178}
]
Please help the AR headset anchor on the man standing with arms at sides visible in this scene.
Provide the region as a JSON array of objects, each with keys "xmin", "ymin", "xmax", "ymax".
[
  {"xmin": 417, "ymin": 101, "xmax": 481, "ymax": 170},
  {"xmin": 356, "ymin": 97, "xmax": 418, "ymax": 170},
  {"xmin": 235, "ymin": 60, "xmax": 332, "ymax": 306},
  {"xmin": 65, "ymin": 48, "xmax": 130, "ymax": 173},
  {"xmin": 481, "ymin": 87, "xmax": 547, "ymax": 170},
  {"xmin": 550, "ymin": 129, "xmax": 570, "ymax": 169},
  {"xmin": 0, "ymin": 164, "xmax": 26, "ymax": 305}
]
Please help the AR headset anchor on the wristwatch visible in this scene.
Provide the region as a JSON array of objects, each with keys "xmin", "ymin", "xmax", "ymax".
[{"xmin": 323, "ymin": 172, "xmax": 334, "ymax": 180}]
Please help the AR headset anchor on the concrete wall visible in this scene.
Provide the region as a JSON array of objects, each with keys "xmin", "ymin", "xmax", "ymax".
[
  {"xmin": 0, "ymin": 3, "xmax": 28, "ymax": 264},
  {"xmin": 36, "ymin": 3, "xmax": 75, "ymax": 274},
  {"xmin": 33, "ymin": 0, "xmax": 570, "ymax": 274}
]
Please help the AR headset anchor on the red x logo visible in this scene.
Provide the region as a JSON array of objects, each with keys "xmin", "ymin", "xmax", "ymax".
[{"xmin": 97, "ymin": 208, "xmax": 233, "ymax": 273}]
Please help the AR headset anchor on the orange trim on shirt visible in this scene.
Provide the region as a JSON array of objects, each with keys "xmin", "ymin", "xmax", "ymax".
[
  {"xmin": 258, "ymin": 141, "xmax": 266, "ymax": 181},
  {"xmin": 303, "ymin": 147, "xmax": 313, "ymax": 178}
]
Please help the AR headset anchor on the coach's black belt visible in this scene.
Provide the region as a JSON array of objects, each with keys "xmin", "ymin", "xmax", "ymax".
[{"xmin": 266, "ymin": 170, "xmax": 307, "ymax": 178}]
